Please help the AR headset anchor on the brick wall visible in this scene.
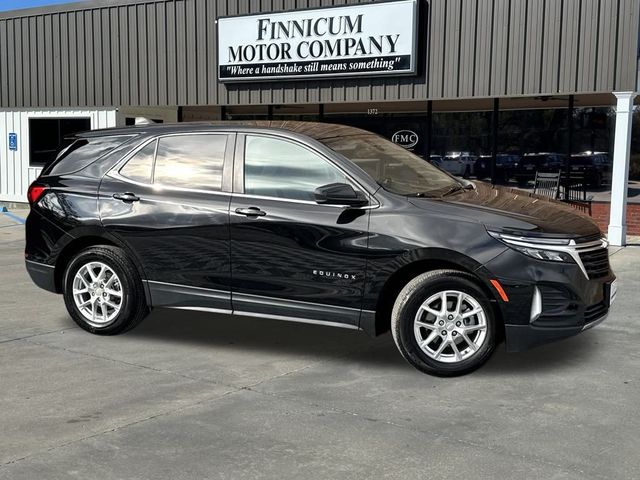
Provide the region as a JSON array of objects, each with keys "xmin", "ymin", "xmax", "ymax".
[{"xmin": 590, "ymin": 202, "xmax": 640, "ymax": 235}]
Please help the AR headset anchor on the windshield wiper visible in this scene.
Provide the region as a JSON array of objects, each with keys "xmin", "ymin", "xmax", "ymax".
[
  {"xmin": 408, "ymin": 182, "xmax": 473, "ymax": 198},
  {"xmin": 439, "ymin": 182, "xmax": 475, "ymax": 197}
]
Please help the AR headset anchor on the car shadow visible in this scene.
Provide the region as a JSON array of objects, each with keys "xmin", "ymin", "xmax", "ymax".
[
  {"xmin": 125, "ymin": 307, "xmax": 376, "ymax": 359},
  {"xmin": 125, "ymin": 308, "xmax": 602, "ymax": 376},
  {"xmin": 481, "ymin": 333, "xmax": 601, "ymax": 375}
]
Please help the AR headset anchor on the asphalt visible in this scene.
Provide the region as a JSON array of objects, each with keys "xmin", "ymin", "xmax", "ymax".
[{"xmin": 1, "ymin": 207, "xmax": 639, "ymax": 480}]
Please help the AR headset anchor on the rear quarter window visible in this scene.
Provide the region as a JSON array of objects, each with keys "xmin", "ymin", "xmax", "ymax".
[{"xmin": 42, "ymin": 135, "xmax": 135, "ymax": 176}]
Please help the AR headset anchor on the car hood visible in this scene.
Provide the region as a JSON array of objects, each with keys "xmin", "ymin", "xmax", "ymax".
[{"xmin": 408, "ymin": 181, "xmax": 601, "ymax": 238}]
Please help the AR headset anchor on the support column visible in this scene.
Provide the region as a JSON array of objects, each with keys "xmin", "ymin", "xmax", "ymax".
[
  {"xmin": 426, "ymin": 100, "xmax": 432, "ymax": 160},
  {"xmin": 490, "ymin": 98, "xmax": 499, "ymax": 185},
  {"xmin": 608, "ymin": 91, "xmax": 637, "ymax": 246}
]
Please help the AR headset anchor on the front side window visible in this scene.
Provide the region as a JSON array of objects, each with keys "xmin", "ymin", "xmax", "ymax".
[
  {"xmin": 321, "ymin": 134, "xmax": 460, "ymax": 197},
  {"xmin": 153, "ymin": 134, "xmax": 227, "ymax": 191},
  {"xmin": 244, "ymin": 135, "xmax": 346, "ymax": 201}
]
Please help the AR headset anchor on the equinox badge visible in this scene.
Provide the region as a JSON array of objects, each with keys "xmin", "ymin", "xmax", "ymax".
[{"xmin": 313, "ymin": 270, "xmax": 357, "ymax": 280}]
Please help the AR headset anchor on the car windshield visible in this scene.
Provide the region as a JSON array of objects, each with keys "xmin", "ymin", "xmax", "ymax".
[{"xmin": 321, "ymin": 134, "xmax": 461, "ymax": 196}]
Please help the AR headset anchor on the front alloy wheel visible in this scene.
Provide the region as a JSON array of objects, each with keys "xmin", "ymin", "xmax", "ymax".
[
  {"xmin": 414, "ymin": 290, "xmax": 488, "ymax": 363},
  {"xmin": 391, "ymin": 270, "xmax": 497, "ymax": 376}
]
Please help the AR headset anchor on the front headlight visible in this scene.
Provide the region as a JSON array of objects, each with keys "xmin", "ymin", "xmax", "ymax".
[
  {"xmin": 507, "ymin": 244, "xmax": 574, "ymax": 262},
  {"xmin": 487, "ymin": 231, "xmax": 575, "ymax": 263}
]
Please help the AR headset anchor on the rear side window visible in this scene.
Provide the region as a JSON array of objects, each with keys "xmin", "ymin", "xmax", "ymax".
[
  {"xmin": 43, "ymin": 135, "xmax": 134, "ymax": 176},
  {"xmin": 119, "ymin": 140, "xmax": 156, "ymax": 184},
  {"xmin": 153, "ymin": 134, "xmax": 227, "ymax": 191}
]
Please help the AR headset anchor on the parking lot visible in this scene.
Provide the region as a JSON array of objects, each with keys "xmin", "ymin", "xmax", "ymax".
[{"xmin": 1, "ymin": 207, "xmax": 639, "ymax": 480}]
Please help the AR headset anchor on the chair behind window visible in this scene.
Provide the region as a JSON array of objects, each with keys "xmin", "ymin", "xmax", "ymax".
[{"xmin": 533, "ymin": 171, "xmax": 561, "ymax": 200}]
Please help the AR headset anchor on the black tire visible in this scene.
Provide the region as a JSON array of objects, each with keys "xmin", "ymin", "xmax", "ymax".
[
  {"xmin": 391, "ymin": 269, "xmax": 497, "ymax": 377},
  {"xmin": 462, "ymin": 165, "xmax": 471, "ymax": 179},
  {"xmin": 63, "ymin": 245, "xmax": 149, "ymax": 335}
]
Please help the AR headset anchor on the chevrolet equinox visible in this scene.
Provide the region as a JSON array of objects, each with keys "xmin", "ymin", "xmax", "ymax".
[{"xmin": 25, "ymin": 121, "xmax": 616, "ymax": 376}]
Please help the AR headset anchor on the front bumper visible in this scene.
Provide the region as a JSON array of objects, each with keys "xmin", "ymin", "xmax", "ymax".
[
  {"xmin": 504, "ymin": 311, "xmax": 609, "ymax": 352},
  {"xmin": 483, "ymin": 248, "xmax": 615, "ymax": 352}
]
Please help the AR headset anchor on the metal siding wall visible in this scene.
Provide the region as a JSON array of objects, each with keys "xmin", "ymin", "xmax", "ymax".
[
  {"xmin": 0, "ymin": 0, "xmax": 638, "ymax": 108},
  {"xmin": 523, "ymin": 0, "xmax": 542, "ymax": 95},
  {"xmin": 540, "ymin": 0, "xmax": 561, "ymax": 94},
  {"xmin": 507, "ymin": 0, "xmax": 526, "ymax": 95},
  {"xmin": 617, "ymin": 0, "xmax": 640, "ymax": 91},
  {"xmin": 7, "ymin": 21, "xmax": 17, "ymax": 109},
  {"xmin": 60, "ymin": 14, "xmax": 69, "ymax": 106},
  {"xmin": 458, "ymin": 0, "xmax": 476, "ymax": 98},
  {"xmin": 558, "ymin": 0, "xmax": 579, "ymax": 93},
  {"xmin": 490, "ymin": 0, "xmax": 510, "ymax": 96},
  {"xmin": 596, "ymin": 0, "xmax": 617, "ymax": 91},
  {"xmin": 442, "ymin": 0, "xmax": 461, "ymax": 99},
  {"xmin": 52, "ymin": 14, "xmax": 61, "ymax": 106},
  {"xmin": 427, "ymin": 0, "xmax": 444, "ymax": 98},
  {"xmin": 127, "ymin": 6, "xmax": 139, "ymax": 106},
  {"xmin": 0, "ymin": 21, "xmax": 9, "ymax": 107},
  {"xmin": 473, "ymin": 0, "xmax": 493, "ymax": 96}
]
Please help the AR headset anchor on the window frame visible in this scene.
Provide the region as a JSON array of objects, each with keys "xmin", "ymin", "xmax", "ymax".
[
  {"xmin": 108, "ymin": 132, "xmax": 236, "ymax": 195},
  {"xmin": 235, "ymin": 132, "xmax": 370, "ymax": 206}
]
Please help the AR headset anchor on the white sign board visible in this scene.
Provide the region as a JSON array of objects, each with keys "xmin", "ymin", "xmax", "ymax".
[{"xmin": 217, "ymin": 0, "xmax": 418, "ymax": 82}]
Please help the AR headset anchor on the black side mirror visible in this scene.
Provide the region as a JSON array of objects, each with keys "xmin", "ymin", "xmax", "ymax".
[{"xmin": 314, "ymin": 183, "xmax": 368, "ymax": 207}]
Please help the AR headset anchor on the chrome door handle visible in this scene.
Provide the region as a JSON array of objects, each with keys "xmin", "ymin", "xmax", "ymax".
[
  {"xmin": 113, "ymin": 192, "xmax": 140, "ymax": 203},
  {"xmin": 235, "ymin": 207, "xmax": 266, "ymax": 217}
]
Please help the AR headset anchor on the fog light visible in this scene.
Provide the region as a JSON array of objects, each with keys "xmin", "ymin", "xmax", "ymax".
[{"xmin": 530, "ymin": 287, "xmax": 542, "ymax": 323}]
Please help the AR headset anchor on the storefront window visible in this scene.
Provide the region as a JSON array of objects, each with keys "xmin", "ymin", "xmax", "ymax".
[
  {"xmin": 628, "ymin": 105, "xmax": 640, "ymax": 202},
  {"xmin": 271, "ymin": 104, "xmax": 321, "ymax": 122},
  {"xmin": 29, "ymin": 117, "xmax": 91, "ymax": 167},
  {"xmin": 225, "ymin": 105, "xmax": 269, "ymax": 120},
  {"xmin": 431, "ymin": 111, "xmax": 492, "ymax": 157},
  {"xmin": 324, "ymin": 111, "xmax": 428, "ymax": 158},
  {"xmin": 571, "ymin": 107, "xmax": 614, "ymax": 191},
  {"xmin": 218, "ymin": 99, "xmax": 618, "ymax": 197},
  {"xmin": 498, "ymin": 108, "xmax": 568, "ymax": 156}
]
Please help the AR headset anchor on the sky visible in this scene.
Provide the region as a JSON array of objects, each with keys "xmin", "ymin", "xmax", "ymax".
[{"xmin": 0, "ymin": 0, "xmax": 80, "ymax": 12}]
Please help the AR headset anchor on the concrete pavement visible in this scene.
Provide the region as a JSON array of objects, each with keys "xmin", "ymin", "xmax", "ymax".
[{"xmin": 1, "ymin": 207, "xmax": 639, "ymax": 479}]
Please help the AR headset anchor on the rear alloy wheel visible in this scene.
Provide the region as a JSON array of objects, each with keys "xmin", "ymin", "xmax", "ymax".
[
  {"xmin": 63, "ymin": 246, "xmax": 149, "ymax": 335},
  {"xmin": 391, "ymin": 270, "xmax": 497, "ymax": 376},
  {"xmin": 72, "ymin": 261, "xmax": 123, "ymax": 328}
]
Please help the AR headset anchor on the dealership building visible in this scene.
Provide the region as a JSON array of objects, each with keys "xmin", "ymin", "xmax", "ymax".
[{"xmin": 0, "ymin": 0, "xmax": 639, "ymax": 244}]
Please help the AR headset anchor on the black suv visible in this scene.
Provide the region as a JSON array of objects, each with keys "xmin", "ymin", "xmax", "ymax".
[
  {"xmin": 474, "ymin": 154, "xmax": 520, "ymax": 182},
  {"xmin": 25, "ymin": 122, "xmax": 616, "ymax": 376},
  {"xmin": 570, "ymin": 152, "xmax": 611, "ymax": 187},
  {"xmin": 514, "ymin": 153, "xmax": 566, "ymax": 186}
]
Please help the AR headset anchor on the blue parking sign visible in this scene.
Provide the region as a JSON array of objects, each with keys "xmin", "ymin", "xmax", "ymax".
[{"xmin": 8, "ymin": 133, "xmax": 17, "ymax": 151}]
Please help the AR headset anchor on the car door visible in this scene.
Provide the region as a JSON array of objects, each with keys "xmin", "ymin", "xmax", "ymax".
[
  {"xmin": 229, "ymin": 133, "xmax": 371, "ymax": 329},
  {"xmin": 99, "ymin": 132, "xmax": 235, "ymax": 312}
]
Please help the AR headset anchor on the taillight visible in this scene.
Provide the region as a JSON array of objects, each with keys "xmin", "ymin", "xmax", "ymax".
[{"xmin": 27, "ymin": 183, "xmax": 47, "ymax": 205}]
